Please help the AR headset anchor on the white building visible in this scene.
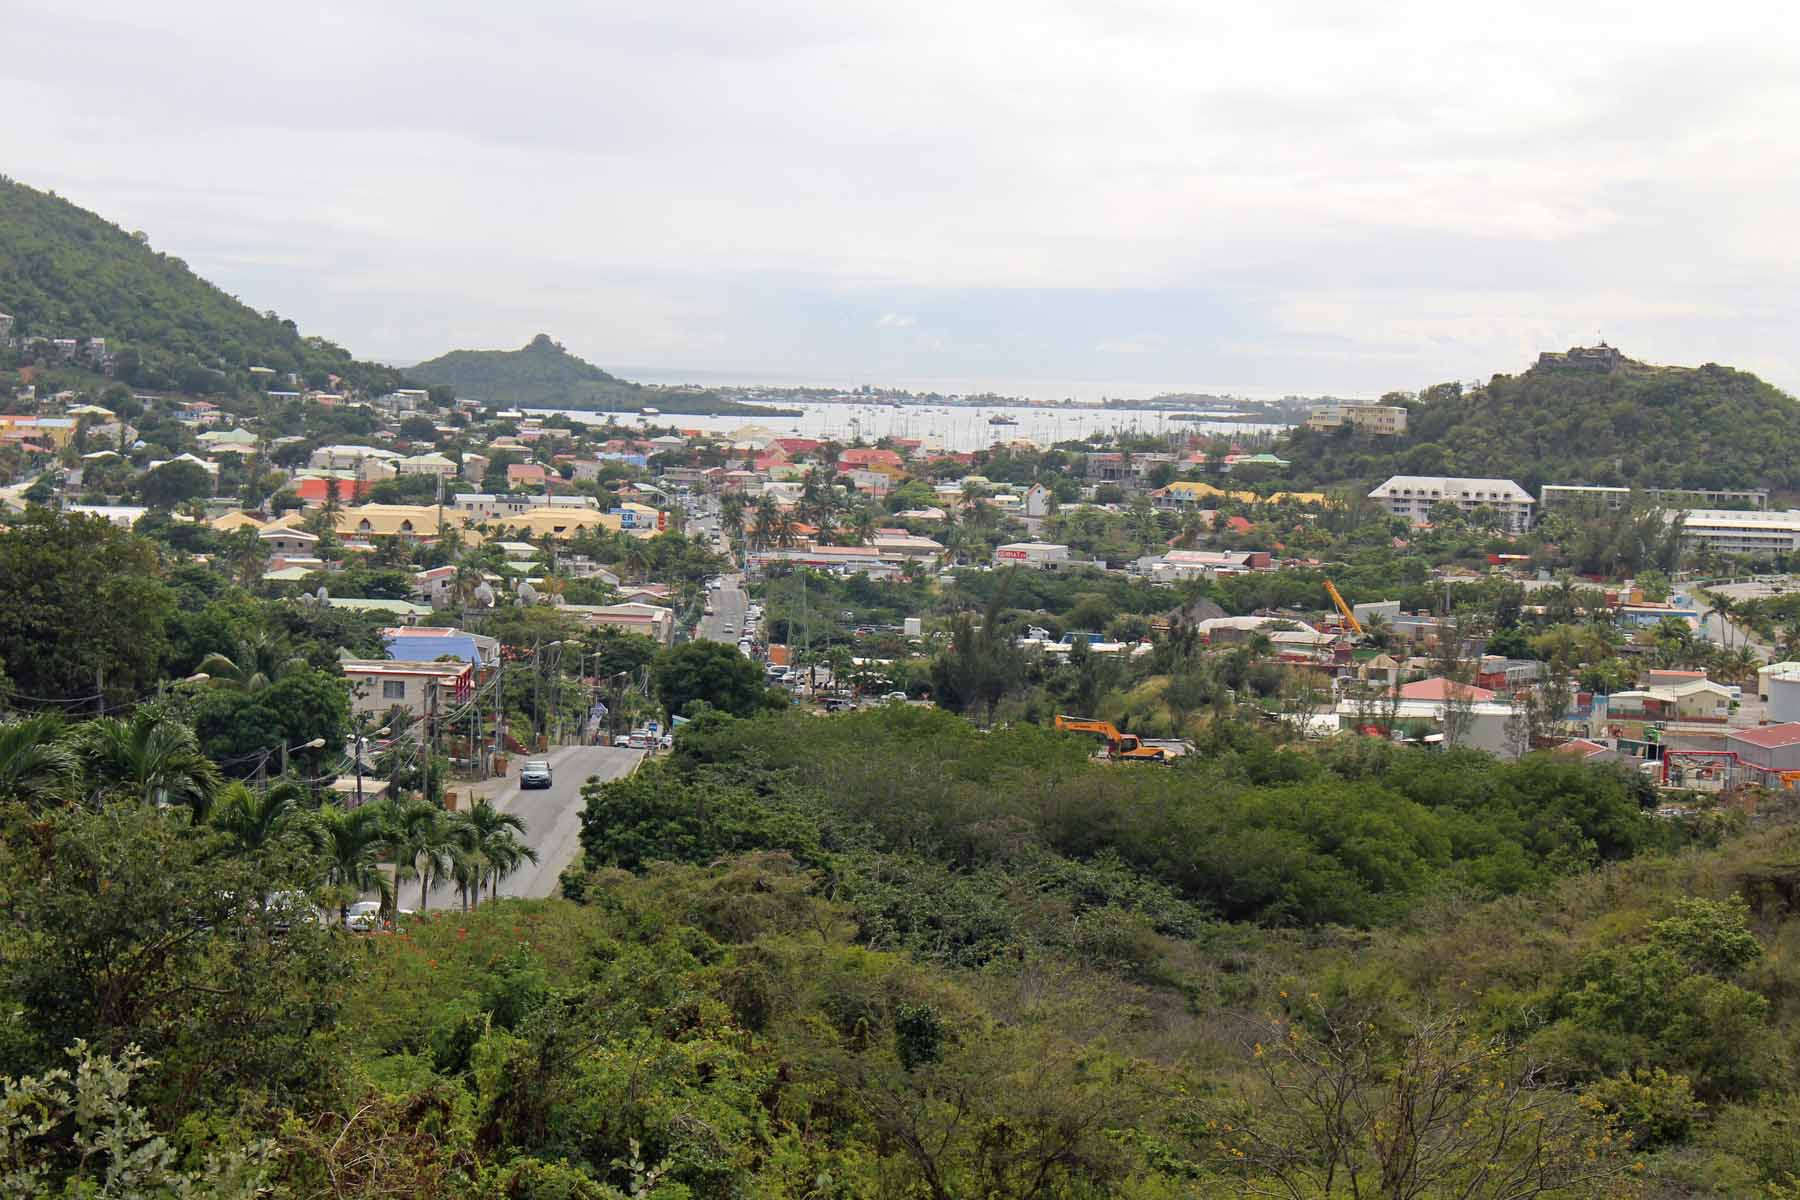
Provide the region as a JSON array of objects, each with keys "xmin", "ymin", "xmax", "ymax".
[
  {"xmin": 1334, "ymin": 698, "xmax": 1520, "ymax": 758},
  {"xmin": 1368, "ymin": 476, "xmax": 1535, "ymax": 532},
  {"xmin": 397, "ymin": 452, "xmax": 458, "ymax": 480},
  {"xmin": 994, "ymin": 542, "xmax": 1071, "ymax": 570},
  {"xmin": 1676, "ymin": 509, "xmax": 1800, "ymax": 557}
]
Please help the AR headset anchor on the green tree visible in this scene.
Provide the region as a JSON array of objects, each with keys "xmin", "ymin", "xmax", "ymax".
[
  {"xmin": 654, "ymin": 640, "xmax": 767, "ymax": 718},
  {"xmin": 135, "ymin": 458, "xmax": 214, "ymax": 509},
  {"xmin": 0, "ymin": 510, "xmax": 175, "ymax": 706},
  {"xmin": 71, "ymin": 710, "xmax": 220, "ymax": 816}
]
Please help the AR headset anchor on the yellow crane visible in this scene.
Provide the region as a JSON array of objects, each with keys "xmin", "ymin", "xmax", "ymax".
[
  {"xmin": 1053, "ymin": 715, "xmax": 1169, "ymax": 762},
  {"xmin": 1324, "ymin": 579, "xmax": 1364, "ymax": 638}
]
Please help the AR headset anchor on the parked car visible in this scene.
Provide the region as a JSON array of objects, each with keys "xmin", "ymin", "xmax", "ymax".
[
  {"xmin": 345, "ymin": 900, "xmax": 382, "ymax": 933},
  {"xmin": 882, "ymin": 691, "xmax": 909, "ymax": 703},
  {"xmin": 520, "ymin": 759, "xmax": 553, "ymax": 789},
  {"xmin": 822, "ymin": 697, "xmax": 856, "ymax": 713}
]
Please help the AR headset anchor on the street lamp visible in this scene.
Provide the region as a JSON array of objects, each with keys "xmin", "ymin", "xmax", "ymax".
[{"xmin": 354, "ymin": 726, "xmax": 390, "ymax": 808}]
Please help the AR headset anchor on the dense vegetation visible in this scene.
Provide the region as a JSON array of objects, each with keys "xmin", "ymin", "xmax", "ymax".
[
  {"xmin": 407, "ymin": 334, "xmax": 789, "ymax": 414},
  {"xmin": 0, "ymin": 175, "xmax": 404, "ymax": 395},
  {"xmin": 1280, "ymin": 356, "xmax": 1800, "ymax": 493}
]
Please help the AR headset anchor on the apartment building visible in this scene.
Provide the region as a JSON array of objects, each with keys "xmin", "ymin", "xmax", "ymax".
[
  {"xmin": 1367, "ymin": 476, "xmax": 1535, "ymax": 531},
  {"xmin": 1676, "ymin": 509, "xmax": 1800, "ymax": 557},
  {"xmin": 1540, "ymin": 484, "xmax": 1770, "ymax": 513},
  {"xmin": 1305, "ymin": 403, "xmax": 1408, "ymax": 436}
]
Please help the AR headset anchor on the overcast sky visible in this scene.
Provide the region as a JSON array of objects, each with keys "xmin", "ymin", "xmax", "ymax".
[{"xmin": 9, "ymin": 0, "xmax": 1800, "ymax": 398}]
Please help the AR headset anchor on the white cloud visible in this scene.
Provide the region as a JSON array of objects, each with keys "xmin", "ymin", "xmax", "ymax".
[{"xmin": 6, "ymin": 0, "xmax": 1800, "ymax": 394}]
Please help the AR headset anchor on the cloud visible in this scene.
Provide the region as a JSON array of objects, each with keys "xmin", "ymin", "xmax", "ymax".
[{"xmin": 6, "ymin": 0, "xmax": 1800, "ymax": 395}]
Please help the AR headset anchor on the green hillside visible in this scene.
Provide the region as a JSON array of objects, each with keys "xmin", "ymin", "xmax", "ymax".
[
  {"xmin": 1281, "ymin": 350, "xmax": 1800, "ymax": 495},
  {"xmin": 0, "ymin": 175, "xmax": 403, "ymax": 396},
  {"xmin": 408, "ymin": 334, "xmax": 791, "ymax": 415}
]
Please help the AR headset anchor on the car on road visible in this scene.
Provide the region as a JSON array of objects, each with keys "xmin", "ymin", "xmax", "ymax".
[
  {"xmin": 822, "ymin": 698, "xmax": 856, "ymax": 713},
  {"xmin": 345, "ymin": 900, "xmax": 382, "ymax": 932},
  {"xmin": 882, "ymin": 691, "xmax": 909, "ymax": 703},
  {"xmin": 520, "ymin": 759, "xmax": 553, "ymax": 789}
]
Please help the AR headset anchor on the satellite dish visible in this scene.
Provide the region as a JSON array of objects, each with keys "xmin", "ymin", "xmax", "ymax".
[
  {"xmin": 517, "ymin": 581, "xmax": 539, "ymax": 606},
  {"xmin": 473, "ymin": 581, "xmax": 495, "ymax": 608},
  {"xmin": 316, "ymin": 586, "xmax": 330, "ymax": 603}
]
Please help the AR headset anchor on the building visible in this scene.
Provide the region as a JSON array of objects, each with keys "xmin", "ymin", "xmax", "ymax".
[
  {"xmin": 310, "ymin": 445, "xmax": 400, "ymax": 479},
  {"xmin": 460, "ymin": 453, "xmax": 489, "ymax": 482},
  {"xmin": 1134, "ymin": 549, "xmax": 1270, "ymax": 582},
  {"xmin": 0, "ymin": 415, "xmax": 76, "ymax": 450},
  {"xmin": 562, "ymin": 602, "xmax": 676, "ymax": 644},
  {"xmin": 1599, "ymin": 677, "xmax": 1735, "ymax": 724},
  {"xmin": 0, "ymin": 312, "xmax": 12, "ymax": 341},
  {"xmin": 1758, "ymin": 662, "xmax": 1800, "ymax": 723},
  {"xmin": 870, "ymin": 534, "xmax": 945, "ymax": 560},
  {"xmin": 994, "ymin": 542, "xmax": 1071, "ymax": 570},
  {"xmin": 507, "ymin": 463, "xmax": 551, "ymax": 489},
  {"xmin": 1536, "ymin": 343, "xmax": 1624, "ymax": 371},
  {"xmin": 453, "ymin": 493, "xmax": 534, "ymax": 520},
  {"xmin": 341, "ymin": 658, "xmax": 474, "ymax": 722},
  {"xmin": 1726, "ymin": 723, "xmax": 1800, "ymax": 783},
  {"xmin": 1335, "ymin": 698, "xmax": 1521, "ymax": 758},
  {"xmin": 397, "ymin": 452, "xmax": 457, "ymax": 480},
  {"xmin": 174, "ymin": 400, "xmax": 223, "ymax": 426},
  {"xmin": 1307, "ymin": 403, "xmax": 1409, "ymax": 435},
  {"xmin": 1676, "ymin": 509, "xmax": 1800, "ymax": 557},
  {"xmin": 258, "ymin": 525, "xmax": 319, "ymax": 557},
  {"xmin": 1540, "ymin": 484, "xmax": 1770, "ymax": 513},
  {"xmin": 1368, "ymin": 476, "xmax": 1535, "ymax": 531}
]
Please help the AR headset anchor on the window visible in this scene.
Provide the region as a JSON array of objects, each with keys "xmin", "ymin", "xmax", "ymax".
[{"xmin": 382, "ymin": 680, "xmax": 406, "ymax": 700}]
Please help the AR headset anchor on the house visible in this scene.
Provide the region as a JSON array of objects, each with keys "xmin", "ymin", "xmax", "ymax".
[
  {"xmin": 174, "ymin": 400, "xmax": 223, "ymax": 426},
  {"xmin": 507, "ymin": 463, "xmax": 551, "ymax": 489},
  {"xmin": 342, "ymin": 658, "xmax": 474, "ymax": 721},
  {"xmin": 1136, "ymin": 549, "xmax": 1270, "ymax": 581},
  {"xmin": 1368, "ymin": 476, "xmax": 1536, "ymax": 532},
  {"xmin": 1023, "ymin": 483, "xmax": 1052, "ymax": 518},
  {"xmin": 1396, "ymin": 677, "xmax": 1497, "ymax": 704},
  {"xmin": 0, "ymin": 415, "xmax": 76, "ymax": 450},
  {"xmin": 871, "ymin": 534, "xmax": 945, "ymax": 560},
  {"xmin": 310, "ymin": 445, "xmax": 400, "ymax": 480},
  {"xmin": 453, "ymin": 493, "xmax": 534, "ymax": 520},
  {"xmin": 994, "ymin": 542, "xmax": 1071, "ymax": 570},
  {"xmin": 837, "ymin": 448, "xmax": 905, "ymax": 472},
  {"xmin": 196, "ymin": 428, "xmax": 259, "ymax": 452},
  {"xmin": 1600, "ymin": 678, "xmax": 1735, "ymax": 725},
  {"xmin": 258, "ymin": 525, "xmax": 320, "ymax": 557},
  {"xmin": 397, "ymin": 452, "xmax": 457, "ymax": 480},
  {"xmin": 293, "ymin": 476, "xmax": 369, "ymax": 506},
  {"xmin": 461, "ymin": 453, "xmax": 489, "ymax": 482},
  {"xmin": 562, "ymin": 602, "xmax": 677, "ymax": 644},
  {"xmin": 1305, "ymin": 403, "xmax": 1408, "ymax": 436}
]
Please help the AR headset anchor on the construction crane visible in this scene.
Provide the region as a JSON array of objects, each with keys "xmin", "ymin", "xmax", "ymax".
[
  {"xmin": 1053, "ymin": 715, "xmax": 1169, "ymax": 763},
  {"xmin": 1324, "ymin": 579, "xmax": 1364, "ymax": 638}
]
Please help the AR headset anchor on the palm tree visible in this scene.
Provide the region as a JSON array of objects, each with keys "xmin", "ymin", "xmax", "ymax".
[
  {"xmin": 720, "ymin": 492, "xmax": 747, "ymax": 549},
  {"xmin": 316, "ymin": 803, "xmax": 394, "ymax": 923},
  {"xmin": 210, "ymin": 780, "xmax": 319, "ymax": 855},
  {"xmin": 849, "ymin": 505, "xmax": 877, "ymax": 546},
  {"xmin": 75, "ymin": 711, "xmax": 220, "ymax": 817},
  {"xmin": 197, "ymin": 630, "xmax": 308, "ymax": 694},
  {"xmin": 387, "ymin": 799, "xmax": 462, "ymax": 913},
  {"xmin": 453, "ymin": 800, "xmax": 537, "ymax": 906},
  {"xmin": 751, "ymin": 494, "xmax": 781, "ymax": 551},
  {"xmin": 0, "ymin": 714, "xmax": 79, "ymax": 807}
]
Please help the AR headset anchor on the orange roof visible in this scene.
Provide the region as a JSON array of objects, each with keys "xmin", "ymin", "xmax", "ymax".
[{"xmin": 1397, "ymin": 677, "xmax": 1497, "ymax": 703}]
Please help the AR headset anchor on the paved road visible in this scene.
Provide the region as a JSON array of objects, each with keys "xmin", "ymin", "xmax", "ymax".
[
  {"xmin": 698, "ymin": 574, "xmax": 748, "ymax": 644},
  {"xmin": 413, "ymin": 744, "xmax": 644, "ymax": 908}
]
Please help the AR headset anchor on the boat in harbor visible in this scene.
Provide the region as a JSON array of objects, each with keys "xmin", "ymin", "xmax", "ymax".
[{"xmin": 987, "ymin": 414, "xmax": 1019, "ymax": 425}]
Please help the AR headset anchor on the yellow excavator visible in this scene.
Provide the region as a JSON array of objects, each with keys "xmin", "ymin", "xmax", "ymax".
[
  {"xmin": 1324, "ymin": 579, "xmax": 1364, "ymax": 638},
  {"xmin": 1054, "ymin": 715, "xmax": 1169, "ymax": 763}
]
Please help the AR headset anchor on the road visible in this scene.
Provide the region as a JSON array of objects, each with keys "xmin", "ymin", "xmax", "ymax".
[
  {"xmin": 697, "ymin": 574, "xmax": 748, "ymax": 643},
  {"xmin": 414, "ymin": 744, "xmax": 644, "ymax": 908}
]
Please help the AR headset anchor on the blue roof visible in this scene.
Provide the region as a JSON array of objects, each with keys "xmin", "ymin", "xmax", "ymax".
[{"xmin": 383, "ymin": 634, "xmax": 482, "ymax": 665}]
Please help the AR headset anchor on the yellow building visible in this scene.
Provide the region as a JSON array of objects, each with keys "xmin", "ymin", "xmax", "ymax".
[{"xmin": 0, "ymin": 414, "xmax": 77, "ymax": 450}]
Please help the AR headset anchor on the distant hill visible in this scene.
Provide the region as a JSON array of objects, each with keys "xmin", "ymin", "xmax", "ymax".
[
  {"xmin": 0, "ymin": 175, "xmax": 404, "ymax": 396},
  {"xmin": 1280, "ymin": 348, "xmax": 1800, "ymax": 495},
  {"xmin": 406, "ymin": 335, "xmax": 793, "ymax": 416}
]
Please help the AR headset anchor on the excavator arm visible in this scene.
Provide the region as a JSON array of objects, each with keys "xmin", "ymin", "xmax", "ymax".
[{"xmin": 1053, "ymin": 714, "xmax": 1167, "ymax": 762}]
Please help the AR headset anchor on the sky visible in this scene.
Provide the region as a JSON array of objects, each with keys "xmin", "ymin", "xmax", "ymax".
[{"xmin": 8, "ymin": 0, "xmax": 1800, "ymax": 400}]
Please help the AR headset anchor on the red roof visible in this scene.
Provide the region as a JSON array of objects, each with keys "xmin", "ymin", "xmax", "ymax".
[
  {"xmin": 1554, "ymin": 738, "xmax": 1608, "ymax": 758},
  {"xmin": 295, "ymin": 476, "xmax": 367, "ymax": 503},
  {"xmin": 1225, "ymin": 516, "xmax": 1253, "ymax": 534},
  {"xmin": 1727, "ymin": 723, "xmax": 1800, "ymax": 749},
  {"xmin": 1398, "ymin": 677, "xmax": 1497, "ymax": 703},
  {"xmin": 838, "ymin": 448, "xmax": 903, "ymax": 469}
]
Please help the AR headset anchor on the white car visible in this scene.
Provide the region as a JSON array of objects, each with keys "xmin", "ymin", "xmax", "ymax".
[{"xmin": 345, "ymin": 900, "xmax": 382, "ymax": 933}]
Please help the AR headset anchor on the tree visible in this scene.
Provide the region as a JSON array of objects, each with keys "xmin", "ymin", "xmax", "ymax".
[
  {"xmin": 654, "ymin": 641, "xmax": 767, "ymax": 718},
  {"xmin": 0, "ymin": 714, "xmax": 79, "ymax": 807},
  {"xmin": 1212, "ymin": 1001, "xmax": 1638, "ymax": 1200},
  {"xmin": 135, "ymin": 459, "xmax": 213, "ymax": 509},
  {"xmin": 193, "ymin": 667, "xmax": 349, "ymax": 782},
  {"xmin": 930, "ymin": 579, "xmax": 1025, "ymax": 726},
  {"xmin": 387, "ymin": 798, "xmax": 462, "ymax": 913},
  {"xmin": 196, "ymin": 630, "xmax": 308, "ymax": 693},
  {"xmin": 209, "ymin": 780, "xmax": 318, "ymax": 857},
  {"xmin": 316, "ymin": 803, "xmax": 394, "ymax": 923},
  {"xmin": 72, "ymin": 710, "xmax": 221, "ymax": 817},
  {"xmin": 0, "ymin": 510, "xmax": 175, "ymax": 706},
  {"xmin": 453, "ymin": 799, "xmax": 538, "ymax": 905}
]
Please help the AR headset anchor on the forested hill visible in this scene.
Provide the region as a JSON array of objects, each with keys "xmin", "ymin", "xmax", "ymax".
[
  {"xmin": 0, "ymin": 175, "xmax": 404, "ymax": 396},
  {"xmin": 1281, "ymin": 352, "xmax": 1800, "ymax": 494},
  {"xmin": 407, "ymin": 334, "xmax": 790, "ymax": 415}
]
